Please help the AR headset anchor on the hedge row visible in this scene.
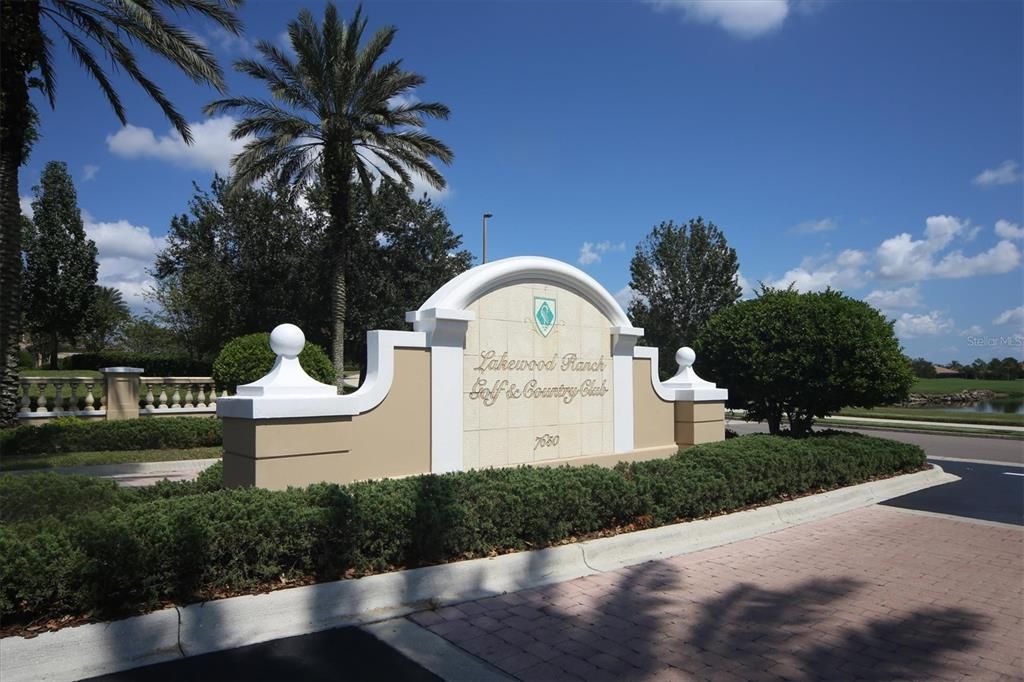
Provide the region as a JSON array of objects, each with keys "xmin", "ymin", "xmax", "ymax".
[
  {"xmin": 0, "ymin": 433, "xmax": 926, "ymax": 624},
  {"xmin": 0, "ymin": 417, "xmax": 222, "ymax": 456},
  {"xmin": 67, "ymin": 352, "xmax": 212, "ymax": 376}
]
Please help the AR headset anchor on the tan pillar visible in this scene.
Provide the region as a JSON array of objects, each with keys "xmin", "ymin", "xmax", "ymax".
[
  {"xmin": 674, "ymin": 401, "xmax": 726, "ymax": 449},
  {"xmin": 100, "ymin": 367, "xmax": 143, "ymax": 420}
]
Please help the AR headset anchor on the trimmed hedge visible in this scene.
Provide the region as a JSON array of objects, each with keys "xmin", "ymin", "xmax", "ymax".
[
  {"xmin": 68, "ymin": 352, "xmax": 211, "ymax": 376},
  {"xmin": 212, "ymin": 332, "xmax": 335, "ymax": 390},
  {"xmin": 0, "ymin": 417, "xmax": 222, "ymax": 456},
  {"xmin": 0, "ymin": 433, "xmax": 925, "ymax": 623}
]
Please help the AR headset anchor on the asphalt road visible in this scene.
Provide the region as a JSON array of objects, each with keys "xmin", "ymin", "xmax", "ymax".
[
  {"xmin": 87, "ymin": 626, "xmax": 439, "ymax": 682},
  {"xmin": 882, "ymin": 459, "xmax": 1024, "ymax": 525},
  {"xmin": 729, "ymin": 420, "xmax": 1024, "ymax": 525}
]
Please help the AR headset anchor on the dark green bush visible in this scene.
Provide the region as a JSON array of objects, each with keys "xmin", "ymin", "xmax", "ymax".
[
  {"xmin": 212, "ymin": 332, "xmax": 335, "ymax": 390},
  {"xmin": 18, "ymin": 350, "xmax": 34, "ymax": 369},
  {"xmin": 0, "ymin": 433, "xmax": 925, "ymax": 623},
  {"xmin": 68, "ymin": 352, "xmax": 211, "ymax": 376},
  {"xmin": 0, "ymin": 416, "xmax": 222, "ymax": 456}
]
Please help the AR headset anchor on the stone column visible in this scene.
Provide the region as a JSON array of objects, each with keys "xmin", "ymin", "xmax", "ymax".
[{"xmin": 100, "ymin": 367, "xmax": 144, "ymax": 420}]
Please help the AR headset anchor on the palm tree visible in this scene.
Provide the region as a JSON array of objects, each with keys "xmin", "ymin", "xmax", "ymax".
[
  {"xmin": 0, "ymin": 0, "xmax": 243, "ymax": 425},
  {"xmin": 207, "ymin": 3, "xmax": 453, "ymax": 388}
]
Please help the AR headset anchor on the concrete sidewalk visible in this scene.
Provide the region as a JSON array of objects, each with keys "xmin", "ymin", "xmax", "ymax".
[{"xmin": 407, "ymin": 506, "xmax": 1024, "ymax": 681}]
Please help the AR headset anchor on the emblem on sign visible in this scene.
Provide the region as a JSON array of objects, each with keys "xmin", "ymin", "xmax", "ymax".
[{"xmin": 533, "ymin": 296, "xmax": 556, "ymax": 337}]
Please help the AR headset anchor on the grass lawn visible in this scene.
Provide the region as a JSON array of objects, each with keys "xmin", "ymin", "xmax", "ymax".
[
  {"xmin": 822, "ymin": 418, "xmax": 1024, "ymax": 439},
  {"xmin": 838, "ymin": 406, "xmax": 1024, "ymax": 427},
  {"xmin": 911, "ymin": 377, "xmax": 1024, "ymax": 396},
  {"xmin": 0, "ymin": 446, "xmax": 222, "ymax": 471}
]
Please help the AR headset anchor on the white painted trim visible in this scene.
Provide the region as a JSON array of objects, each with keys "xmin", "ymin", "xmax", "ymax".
[
  {"xmin": 408, "ymin": 256, "xmax": 635, "ymax": 330},
  {"xmin": 611, "ymin": 328, "xmax": 643, "ymax": 453},
  {"xmin": 633, "ymin": 346, "xmax": 729, "ymax": 403},
  {"xmin": 216, "ymin": 330, "xmax": 427, "ymax": 420}
]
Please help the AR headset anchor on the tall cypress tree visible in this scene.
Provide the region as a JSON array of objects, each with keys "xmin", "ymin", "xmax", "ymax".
[{"xmin": 23, "ymin": 161, "xmax": 98, "ymax": 368}]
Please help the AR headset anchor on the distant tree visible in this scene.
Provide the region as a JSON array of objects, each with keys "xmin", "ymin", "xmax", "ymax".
[
  {"xmin": 118, "ymin": 317, "xmax": 183, "ymax": 356},
  {"xmin": 208, "ymin": 2, "xmax": 453, "ymax": 388},
  {"xmin": 22, "ymin": 161, "xmax": 97, "ymax": 368},
  {"xmin": 628, "ymin": 217, "xmax": 741, "ymax": 378},
  {"xmin": 1, "ymin": 0, "xmax": 242, "ymax": 425},
  {"xmin": 910, "ymin": 357, "xmax": 936, "ymax": 379},
  {"xmin": 152, "ymin": 176, "xmax": 328, "ymax": 360},
  {"xmin": 696, "ymin": 287, "xmax": 914, "ymax": 436},
  {"xmin": 79, "ymin": 286, "xmax": 130, "ymax": 352}
]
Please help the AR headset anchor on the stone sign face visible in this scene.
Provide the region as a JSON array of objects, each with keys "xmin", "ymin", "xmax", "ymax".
[
  {"xmin": 463, "ymin": 284, "xmax": 615, "ymax": 468},
  {"xmin": 218, "ymin": 256, "xmax": 729, "ymax": 490}
]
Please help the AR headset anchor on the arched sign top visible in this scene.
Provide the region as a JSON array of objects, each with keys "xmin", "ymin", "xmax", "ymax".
[{"xmin": 408, "ymin": 256, "xmax": 635, "ymax": 330}]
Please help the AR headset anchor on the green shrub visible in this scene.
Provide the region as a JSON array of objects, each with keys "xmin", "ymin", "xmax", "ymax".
[
  {"xmin": 696, "ymin": 287, "xmax": 915, "ymax": 436},
  {"xmin": 0, "ymin": 433, "xmax": 925, "ymax": 624},
  {"xmin": 68, "ymin": 352, "xmax": 211, "ymax": 376},
  {"xmin": 0, "ymin": 417, "xmax": 222, "ymax": 456},
  {"xmin": 212, "ymin": 333, "xmax": 335, "ymax": 390},
  {"xmin": 18, "ymin": 350, "xmax": 34, "ymax": 369}
]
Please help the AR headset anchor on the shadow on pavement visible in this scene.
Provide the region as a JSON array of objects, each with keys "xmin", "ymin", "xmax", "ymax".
[{"xmin": 87, "ymin": 626, "xmax": 439, "ymax": 682}]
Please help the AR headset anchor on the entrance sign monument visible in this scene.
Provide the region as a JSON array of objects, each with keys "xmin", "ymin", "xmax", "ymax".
[{"xmin": 218, "ymin": 257, "xmax": 728, "ymax": 489}]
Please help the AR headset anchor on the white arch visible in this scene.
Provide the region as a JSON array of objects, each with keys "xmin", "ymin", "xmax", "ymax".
[{"xmin": 407, "ymin": 256, "xmax": 634, "ymax": 328}]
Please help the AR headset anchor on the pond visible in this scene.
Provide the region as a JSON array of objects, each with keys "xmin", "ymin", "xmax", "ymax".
[{"xmin": 925, "ymin": 398, "xmax": 1024, "ymax": 415}]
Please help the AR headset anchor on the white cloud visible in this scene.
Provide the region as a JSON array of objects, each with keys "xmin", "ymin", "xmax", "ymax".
[
  {"xmin": 790, "ymin": 217, "xmax": 836, "ymax": 234},
  {"xmin": 614, "ymin": 286, "xmax": 639, "ymax": 310},
  {"xmin": 650, "ymin": 0, "xmax": 790, "ymax": 38},
  {"xmin": 20, "ymin": 196, "xmax": 33, "ymax": 219},
  {"xmin": 994, "ymin": 306, "xmax": 1024, "ymax": 326},
  {"xmin": 106, "ymin": 116, "xmax": 252, "ymax": 175},
  {"xmin": 894, "ymin": 311, "xmax": 954, "ymax": 338},
  {"xmin": 767, "ymin": 249, "xmax": 868, "ymax": 292},
  {"xmin": 959, "ymin": 325, "xmax": 984, "ymax": 336},
  {"xmin": 864, "ymin": 285, "xmax": 922, "ymax": 313},
  {"xmin": 973, "ymin": 160, "xmax": 1022, "ymax": 187},
  {"xmin": 876, "ymin": 215, "xmax": 1020, "ymax": 281},
  {"xmin": 735, "ymin": 271, "xmax": 754, "ymax": 299},
  {"xmin": 995, "ymin": 219, "xmax": 1024, "ymax": 240},
  {"xmin": 577, "ymin": 240, "xmax": 626, "ymax": 266},
  {"xmin": 205, "ymin": 26, "xmax": 256, "ymax": 55},
  {"xmin": 83, "ymin": 217, "xmax": 164, "ymax": 312},
  {"xmin": 82, "ymin": 164, "xmax": 100, "ymax": 181},
  {"xmin": 578, "ymin": 242, "xmax": 600, "ymax": 266}
]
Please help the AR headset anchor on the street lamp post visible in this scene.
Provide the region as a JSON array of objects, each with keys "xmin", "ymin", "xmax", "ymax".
[{"xmin": 482, "ymin": 213, "xmax": 493, "ymax": 264}]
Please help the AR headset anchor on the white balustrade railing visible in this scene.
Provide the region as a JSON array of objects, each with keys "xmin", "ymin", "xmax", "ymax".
[
  {"xmin": 140, "ymin": 377, "xmax": 226, "ymax": 413},
  {"xmin": 18, "ymin": 377, "xmax": 105, "ymax": 418}
]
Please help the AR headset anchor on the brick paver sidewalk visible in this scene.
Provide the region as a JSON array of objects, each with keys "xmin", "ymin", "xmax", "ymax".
[{"xmin": 409, "ymin": 507, "xmax": 1023, "ymax": 681}]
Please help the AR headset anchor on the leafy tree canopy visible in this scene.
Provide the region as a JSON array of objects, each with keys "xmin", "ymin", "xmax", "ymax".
[
  {"xmin": 628, "ymin": 217, "xmax": 741, "ymax": 378},
  {"xmin": 22, "ymin": 161, "xmax": 97, "ymax": 368},
  {"xmin": 696, "ymin": 287, "xmax": 915, "ymax": 436}
]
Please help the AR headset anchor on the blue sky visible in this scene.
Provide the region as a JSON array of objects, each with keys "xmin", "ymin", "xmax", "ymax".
[{"xmin": 18, "ymin": 0, "xmax": 1024, "ymax": 363}]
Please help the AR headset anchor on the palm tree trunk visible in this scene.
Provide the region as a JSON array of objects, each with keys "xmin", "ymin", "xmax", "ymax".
[
  {"xmin": 331, "ymin": 259, "xmax": 346, "ymax": 390},
  {"xmin": 0, "ymin": 142, "xmax": 23, "ymax": 425},
  {"xmin": 326, "ymin": 150, "xmax": 353, "ymax": 392},
  {"xmin": 0, "ymin": 1, "xmax": 38, "ymax": 425}
]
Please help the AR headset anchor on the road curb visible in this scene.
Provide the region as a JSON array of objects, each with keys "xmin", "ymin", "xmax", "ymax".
[{"xmin": 0, "ymin": 465, "xmax": 956, "ymax": 682}]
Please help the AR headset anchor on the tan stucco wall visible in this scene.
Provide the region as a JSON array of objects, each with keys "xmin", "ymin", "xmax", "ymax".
[
  {"xmin": 632, "ymin": 357, "xmax": 674, "ymax": 450},
  {"xmin": 674, "ymin": 401, "xmax": 725, "ymax": 447},
  {"xmin": 223, "ymin": 348, "xmax": 431, "ymax": 489},
  {"xmin": 463, "ymin": 283, "xmax": 615, "ymax": 468}
]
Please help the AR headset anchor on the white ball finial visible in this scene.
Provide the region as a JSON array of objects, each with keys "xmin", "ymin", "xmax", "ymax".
[
  {"xmin": 270, "ymin": 323, "xmax": 305, "ymax": 358},
  {"xmin": 676, "ymin": 346, "xmax": 696, "ymax": 370}
]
